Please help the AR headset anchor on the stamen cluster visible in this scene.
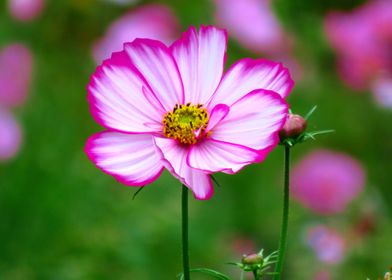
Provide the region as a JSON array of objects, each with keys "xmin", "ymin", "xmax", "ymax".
[{"xmin": 163, "ymin": 103, "xmax": 209, "ymax": 145}]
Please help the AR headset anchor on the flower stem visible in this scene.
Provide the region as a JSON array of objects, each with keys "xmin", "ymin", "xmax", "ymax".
[
  {"xmin": 273, "ymin": 145, "xmax": 291, "ymax": 280},
  {"xmin": 182, "ymin": 184, "xmax": 190, "ymax": 280},
  {"xmin": 253, "ymin": 270, "xmax": 259, "ymax": 280}
]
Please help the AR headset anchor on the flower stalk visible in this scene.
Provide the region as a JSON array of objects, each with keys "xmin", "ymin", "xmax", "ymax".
[
  {"xmin": 182, "ymin": 184, "xmax": 191, "ymax": 280},
  {"xmin": 273, "ymin": 144, "xmax": 291, "ymax": 280}
]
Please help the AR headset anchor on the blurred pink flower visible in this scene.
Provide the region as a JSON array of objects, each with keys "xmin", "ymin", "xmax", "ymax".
[
  {"xmin": 85, "ymin": 26, "xmax": 293, "ymax": 199},
  {"xmin": 213, "ymin": 0, "xmax": 285, "ymax": 54},
  {"xmin": 231, "ymin": 236, "xmax": 257, "ymax": 255},
  {"xmin": 371, "ymin": 76, "xmax": 392, "ymax": 109},
  {"xmin": 0, "ymin": 109, "xmax": 22, "ymax": 161},
  {"xmin": 307, "ymin": 225, "xmax": 346, "ymax": 264},
  {"xmin": 212, "ymin": 0, "xmax": 302, "ymax": 79},
  {"xmin": 324, "ymin": 0, "xmax": 392, "ymax": 107},
  {"xmin": 291, "ymin": 149, "xmax": 365, "ymax": 214},
  {"xmin": 92, "ymin": 4, "xmax": 180, "ymax": 64},
  {"xmin": 0, "ymin": 43, "xmax": 33, "ymax": 108},
  {"xmin": 7, "ymin": 0, "xmax": 45, "ymax": 22},
  {"xmin": 313, "ymin": 270, "xmax": 331, "ymax": 280}
]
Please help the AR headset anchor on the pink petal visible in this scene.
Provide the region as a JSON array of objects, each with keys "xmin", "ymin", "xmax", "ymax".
[
  {"xmin": 92, "ymin": 4, "xmax": 179, "ymax": 63},
  {"xmin": 170, "ymin": 26, "xmax": 227, "ymax": 105},
  {"xmin": 124, "ymin": 39, "xmax": 184, "ymax": 111},
  {"xmin": 187, "ymin": 139, "xmax": 261, "ymax": 174},
  {"xmin": 206, "ymin": 104, "xmax": 230, "ymax": 131},
  {"xmin": 88, "ymin": 50, "xmax": 165, "ymax": 133},
  {"xmin": 85, "ymin": 132, "xmax": 164, "ymax": 186},
  {"xmin": 154, "ymin": 137, "xmax": 214, "ymax": 200},
  {"xmin": 211, "ymin": 89, "xmax": 288, "ymax": 152},
  {"xmin": 0, "ymin": 109, "xmax": 22, "ymax": 161},
  {"xmin": 208, "ymin": 58, "xmax": 293, "ymax": 109}
]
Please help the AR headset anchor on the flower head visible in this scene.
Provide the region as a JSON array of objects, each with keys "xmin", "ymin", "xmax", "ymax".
[
  {"xmin": 213, "ymin": 0, "xmax": 285, "ymax": 55},
  {"xmin": 291, "ymin": 149, "xmax": 365, "ymax": 214},
  {"xmin": 213, "ymin": 0, "xmax": 302, "ymax": 80},
  {"xmin": 85, "ymin": 26, "xmax": 293, "ymax": 199},
  {"xmin": 324, "ymin": 0, "xmax": 392, "ymax": 108},
  {"xmin": 7, "ymin": 0, "xmax": 45, "ymax": 22},
  {"xmin": 0, "ymin": 43, "xmax": 32, "ymax": 161},
  {"xmin": 0, "ymin": 44, "xmax": 33, "ymax": 108},
  {"xmin": 92, "ymin": 4, "xmax": 179, "ymax": 64},
  {"xmin": 307, "ymin": 225, "xmax": 346, "ymax": 264},
  {"xmin": 0, "ymin": 108, "xmax": 22, "ymax": 161}
]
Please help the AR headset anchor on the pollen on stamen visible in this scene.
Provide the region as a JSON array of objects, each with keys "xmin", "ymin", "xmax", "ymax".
[{"xmin": 162, "ymin": 103, "xmax": 209, "ymax": 145}]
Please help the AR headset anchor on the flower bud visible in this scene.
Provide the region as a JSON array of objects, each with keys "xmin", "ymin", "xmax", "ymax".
[
  {"xmin": 384, "ymin": 272, "xmax": 391, "ymax": 280},
  {"xmin": 241, "ymin": 253, "xmax": 263, "ymax": 265},
  {"xmin": 279, "ymin": 114, "xmax": 307, "ymax": 138}
]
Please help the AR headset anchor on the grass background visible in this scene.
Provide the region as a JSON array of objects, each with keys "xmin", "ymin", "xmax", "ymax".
[{"xmin": 0, "ymin": 0, "xmax": 391, "ymax": 279}]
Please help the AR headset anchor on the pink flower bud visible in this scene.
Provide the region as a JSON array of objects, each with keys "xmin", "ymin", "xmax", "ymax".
[
  {"xmin": 241, "ymin": 253, "xmax": 263, "ymax": 265},
  {"xmin": 279, "ymin": 114, "xmax": 307, "ymax": 138}
]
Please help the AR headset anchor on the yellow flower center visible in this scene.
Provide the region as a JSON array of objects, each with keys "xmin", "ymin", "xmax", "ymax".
[{"xmin": 163, "ymin": 103, "xmax": 209, "ymax": 145}]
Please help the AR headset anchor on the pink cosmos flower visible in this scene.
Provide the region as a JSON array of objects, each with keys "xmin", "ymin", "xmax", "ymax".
[
  {"xmin": 0, "ymin": 44, "xmax": 33, "ymax": 108},
  {"xmin": 307, "ymin": 225, "xmax": 346, "ymax": 264},
  {"xmin": 213, "ymin": 0, "xmax": 285, "ymax": 55},
  {"xmin": 92, "ymin": 4, "xmax": 180, "ymax": 64},
  {"xmin": 291, "ymin": 149, "xmax": 365, "ymax": 214},
  {"xmin": 0, "ymin": 108, "xmax": 22, "ymax": 161},
  {"xmin": 7, "ymin": 0, "xmax": 45, "ymax": 22},
  {"xmin": 212, "ymin": 0, "xmax": 302, "ymax": 80},
  {"xmin": 324, "ymin": 0, "xmax": 392, "ymax": 107},
  {"xmin": 85, "ymin": 26, "xmax": 293, "ymax": 199}
]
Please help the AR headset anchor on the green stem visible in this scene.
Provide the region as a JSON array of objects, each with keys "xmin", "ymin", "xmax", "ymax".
[
  {"xmin": 273, "ymin": 145, "xmax": 291, "ymax": 280},
  {"xmin": 253, "ymin": 270, "xmax": 258, "ymax": 280},
  {"xmin": 182, "ymin": 185, "xmax": 190, "ymax": 280}
]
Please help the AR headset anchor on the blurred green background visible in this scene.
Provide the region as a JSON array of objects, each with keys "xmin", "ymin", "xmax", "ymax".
[{"xmin": 1, "ymin": 0, "xmax": 391, "ymax": 279}]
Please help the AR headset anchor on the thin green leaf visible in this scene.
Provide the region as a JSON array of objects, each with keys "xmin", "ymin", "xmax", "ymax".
[
  {"xmin": 189, "ymin": 268, "xmax": 232, "ymax": 280},
  {"xmin": 265, "ymin": 272, "xmax": 280, "ymax": 276},
  {"xmin": 132, "ymin": 186, "xmax": 145, "ymax": 200},
  {"xmin": 304, "ymin": 105, "xmax": 318, "ymax": 120},
  {"xmin": 308, "ymin": 129, "xmax": 335, "ymax": 137},
  {"xmin": 226, "ymin": 262, "xmax": 242, "ymax": 267},
  {"xmin": 305, "ymin": 133, "xmax": 316, "ymax": 140},
  {"xmin": 211, "ymin": 175, "xmax": 222, "ymax": 188}
]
